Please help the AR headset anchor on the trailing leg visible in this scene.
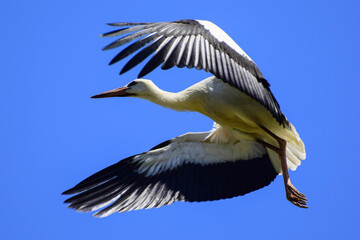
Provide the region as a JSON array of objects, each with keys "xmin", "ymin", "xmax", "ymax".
[{"xmin": 257, "ymin": 126, "xmax": 308, "ymax": 208}]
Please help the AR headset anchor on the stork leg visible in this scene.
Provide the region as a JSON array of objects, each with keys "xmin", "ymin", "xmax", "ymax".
[{"xmin": 257, "ymin": 126, "xmax": 308, "ymax": 208}]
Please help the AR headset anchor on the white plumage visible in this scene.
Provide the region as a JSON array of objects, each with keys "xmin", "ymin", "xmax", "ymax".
[
  {"xmin": 63, "ymin": 19, "xmax": 307, "ymax": 217},
  {"xmin": 197, "ymin": 20, "xmax": 253, "ymax": 61},
  {"xmin": 133, "ymin": 128, "xmax": 267, "ymax": 177}
]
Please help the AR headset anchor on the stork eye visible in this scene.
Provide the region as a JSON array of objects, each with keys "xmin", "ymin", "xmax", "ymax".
[{"xmin": 127, "ymin": 81, "xmax": 138, "ymax": 87}]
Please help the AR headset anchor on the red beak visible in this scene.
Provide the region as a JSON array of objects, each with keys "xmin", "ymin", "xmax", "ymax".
[{"xmin": 91, "ymin": 87, "xmax": 132, "ymax": 98}]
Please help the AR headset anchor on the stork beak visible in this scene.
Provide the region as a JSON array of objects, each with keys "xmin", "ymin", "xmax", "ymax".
[{"xmin": 91, "ymin": 87, "xmax": 133, "ymax": 98}]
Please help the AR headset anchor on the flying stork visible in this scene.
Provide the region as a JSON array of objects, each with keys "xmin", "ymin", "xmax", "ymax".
[{"xmin": 63, "ymin": 19, "xmax": 307, "ymax": 217}]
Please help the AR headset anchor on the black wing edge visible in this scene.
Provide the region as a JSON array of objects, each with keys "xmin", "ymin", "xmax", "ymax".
[
  {"xmin": 62, "ymin": 142, "xmax": 278, "ymax": 217},
  {"xmin": 100, "ymin": 20, "xmax": 289, "ymax": 127}
]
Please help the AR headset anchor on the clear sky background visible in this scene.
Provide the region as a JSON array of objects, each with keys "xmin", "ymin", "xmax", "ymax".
[{"xmin": 1, "ymin": 0, "xmax": 359, "ymax": 239}]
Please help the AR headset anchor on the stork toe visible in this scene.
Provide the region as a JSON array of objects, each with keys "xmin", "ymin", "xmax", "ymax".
[{"xmin": 286, "ymin": 184, "xmax": 308, "ymax": 208}]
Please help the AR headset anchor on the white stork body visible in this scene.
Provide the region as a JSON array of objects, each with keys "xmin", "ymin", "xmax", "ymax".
[
  {"xmin": 63, "ymin": 20, "xmax": 307, "ymax": 217},
  {"xmin": 115, "ymin": 76, "xmax": 304, "ymax": 172}
]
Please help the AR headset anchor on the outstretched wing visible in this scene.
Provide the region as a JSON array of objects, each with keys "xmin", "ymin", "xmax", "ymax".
[
  {"xmin": 63, "ymin": 126, "xmax": 278, "ymax": 217},
  {"xmin": 101, "ymin": 19, "xmax": 288, "ymax": 126}
]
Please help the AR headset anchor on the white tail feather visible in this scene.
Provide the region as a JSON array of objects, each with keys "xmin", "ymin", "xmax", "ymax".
[{"xmin": 267, "ymin": 124, "xmax": 306, "ymax": 174}]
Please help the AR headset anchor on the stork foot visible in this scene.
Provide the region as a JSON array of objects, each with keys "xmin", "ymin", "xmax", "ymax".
[{"xmin": 285, "ymin": 180, "xmax": 308, "ymax": 208}]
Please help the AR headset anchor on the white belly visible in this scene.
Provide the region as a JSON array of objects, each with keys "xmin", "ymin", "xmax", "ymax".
[
  {"xmin": 195, "ymin": 77, "xmax": 305, "ymax": 172},
  {"xmin": 199, "ymin": 77, "xmax": 281, "ymax": 137}
]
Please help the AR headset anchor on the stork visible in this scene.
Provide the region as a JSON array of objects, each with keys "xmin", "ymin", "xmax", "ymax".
[{"xmin": 63, "ymin": 20, "xmax": 307, "ymax": 217}]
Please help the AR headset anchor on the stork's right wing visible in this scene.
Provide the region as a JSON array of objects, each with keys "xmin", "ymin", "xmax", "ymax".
[{"xmin": 63, "ymin": 126, "xmax": 278, "ymax": 217}]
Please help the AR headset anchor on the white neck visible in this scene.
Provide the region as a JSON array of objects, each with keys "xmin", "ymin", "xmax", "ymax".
[{"xmin": 139, "ymin": 84, "xmax": 199, "ymax": 112}]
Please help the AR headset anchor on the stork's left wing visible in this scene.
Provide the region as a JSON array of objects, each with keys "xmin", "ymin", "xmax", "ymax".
[
  {"xmin": 100, "ymin": 20, "xmax": 288, "ymax": 126},
  {"xmin": 63, "ymin": 126, "xmax": 278, "ymax": 217}
]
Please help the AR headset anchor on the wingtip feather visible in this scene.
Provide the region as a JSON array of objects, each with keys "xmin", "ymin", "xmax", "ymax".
[
  {"xmin": 107, "ymin": 23, "xmax": 119, "ymax": 26},
  {"xmin": 62, "ymin": 188, "xmax": 76, "ymax": 195}
]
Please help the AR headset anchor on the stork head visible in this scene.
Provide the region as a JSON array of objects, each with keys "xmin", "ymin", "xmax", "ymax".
[{"xmin": 91, "ymin": 79, "xmax": 156, "ymax": 99}]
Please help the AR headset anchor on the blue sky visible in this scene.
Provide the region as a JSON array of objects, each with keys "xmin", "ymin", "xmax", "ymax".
[{"xmin": 1, "ymin": 0, "xmax": 359, "ymax": 239}]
